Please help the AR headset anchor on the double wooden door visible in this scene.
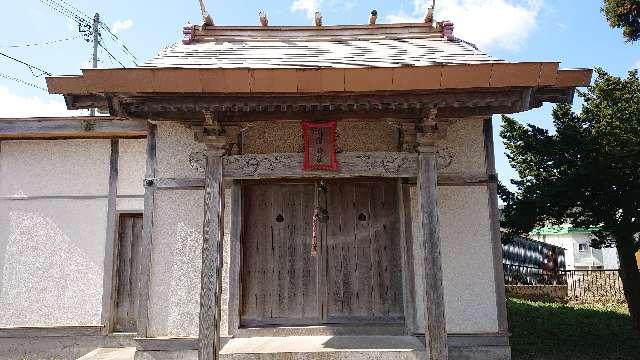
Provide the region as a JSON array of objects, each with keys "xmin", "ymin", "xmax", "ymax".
[{"xmin": 240, "ymin": 180, "xmax": 404, "ymax": 326}]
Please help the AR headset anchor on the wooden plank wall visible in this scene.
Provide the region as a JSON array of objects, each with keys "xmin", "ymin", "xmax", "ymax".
[{"xmin": 114, "ymin": 214, "xmax": 144, "ymax": 332}]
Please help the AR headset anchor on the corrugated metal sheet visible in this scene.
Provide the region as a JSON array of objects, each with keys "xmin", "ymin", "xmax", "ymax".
[{"xmin": 142, "ymin": 34, "xmax": 503, "ymax": 69}]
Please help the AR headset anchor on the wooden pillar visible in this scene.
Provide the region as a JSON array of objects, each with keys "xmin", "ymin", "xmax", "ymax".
[
  {"xmin": 417, "ymin": 142, "xmax": 448, "ymax": 360},
  {"xmin": 199, "ymin": 138, "xmax": 226, "ymax": 360}
]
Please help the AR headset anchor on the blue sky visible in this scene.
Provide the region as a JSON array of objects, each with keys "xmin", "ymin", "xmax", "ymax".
[{"xmin": 0, "ymin": 0, "xmax": 638, "ymax": 185}]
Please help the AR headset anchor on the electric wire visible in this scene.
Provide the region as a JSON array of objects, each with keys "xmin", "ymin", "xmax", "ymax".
[
  {"xmin": 0, "ymin": 36, "xmax": 80, "ymax": 48},
  {"xmin": 36, "ymin": 0, "xmax": 136, "ymax": 68},
  {"xmin": 98, "ymin": 42, "xmax": 126, "ymax": 68},
  {"xmin": 0, "ymin": 52, "xmax": 52, "ymax": 76},
  {"xmin": 99, "ymin": 21, "xmax": 138, "ymax": 65},
  {"xmin": 0, "ymin": 72, "xmax": 48, "ymax": 91},
  {"xmin": 39, "ymin": 0, "xmax": 89, "ymax": 25}
]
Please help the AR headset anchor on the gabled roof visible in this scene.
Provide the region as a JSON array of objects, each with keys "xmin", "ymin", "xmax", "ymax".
[
  {"xmin": 142, "ymin": 23, "xmax": 502, "ymax": 69},
  {"xmin": 44, "ymin": 22, "xmax": 592, "ymax": 119}
]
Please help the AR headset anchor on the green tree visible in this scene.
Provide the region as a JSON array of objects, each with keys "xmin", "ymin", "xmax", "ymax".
[
  {"xmin": 499, "ymin": 69, "xmax": 640, "ymax": 332},
  {"xmin": 603, "ymin": 0, "xmax": 640, "ymax": 42}
]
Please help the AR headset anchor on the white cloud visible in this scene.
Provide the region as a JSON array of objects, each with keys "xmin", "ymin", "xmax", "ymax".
[
  {"xmin": 386, "ymin": 0, "xmax": 544, "ymax": 51},
  {"xmin": 0, "ymin": 86, "xmax": 87, "ymax": 118},
  {"xmin": 290, "ymin": 0, "xmax": 323, "ymax": 20},
  {"xmin": 111, "ymin": 19, "xmax": 134, "ymax": 34},
  {"xmin": 633, "ymin": 59, "xmax": 640, "ymax": 70}
]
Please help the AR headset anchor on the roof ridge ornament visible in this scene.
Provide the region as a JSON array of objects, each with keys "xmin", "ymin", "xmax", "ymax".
[
  {"xmin": 439, "ymin": 20, "xmax": 455, "ymax": 41},
  {"xmin": 424, "ymin": 0, "xmax": 436, "ymax": 25},
  {"xmin": 369, "ymin": 10, "xmax": 378, "ymax": 25},
  {"xmin": 198, "ymin": 0, "xmax": 214, "ymax": 26},
  {"xmin": 182, "ymin": 23, "xmax": 196, "ymax": 45},
  {"xmin": 259, "ymin": 11, "xmax": 268, "ymax": 27},
  {"xmin": 315, "ymin": 12, "xmax": 323, "ymax": 27}
]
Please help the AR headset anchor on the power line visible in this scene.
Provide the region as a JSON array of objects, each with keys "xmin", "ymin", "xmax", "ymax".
[
  {"xmin": 0, "ymin": 52, "xmax": 52, "ymax": 76},
  {"xmin": 98, "ymin": 42, "xmax": 126, "ymax": 68},
  {"xmin": 56, "ymin": 0, "xmax": 92, "ymax": 20},
  {"xmin": 0, "ymin": 36, "xmax": 80, "ymax": 49},
  {"xmin": 39, "ymin": 0, "xmax": 89, "ymax": 24},
  {"xmin": 0, "ymin": 72, "xmax": 48, "ymax": 91},
  {"xmin": 36, "ymin": 0, "xmax": 138, "ymax": 68},
  {"xmin": 38, "ymin": 0, "xmax": 92, "ymax": 41},
  {"xmin": 99, "ymin": 21, "xmax": 138, "ymax": 65}
]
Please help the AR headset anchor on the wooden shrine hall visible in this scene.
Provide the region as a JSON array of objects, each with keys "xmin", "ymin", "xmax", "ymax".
[{"xmin": 0, "ymin": 17, "xmax": 590, "ymax": 360}]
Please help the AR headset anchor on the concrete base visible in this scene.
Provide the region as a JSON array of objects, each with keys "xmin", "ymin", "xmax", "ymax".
[
  {"xmin": 0, "ymin": 332, "xmax": 510, "ymax": 360},
  {"xmin": 78, "ymin": 348, "xmax": 136, "ymax": 360},
  {"xmin": 0, "ymin": 333, "xmax": 136, "ymax": 360},
  {"xmin": 219, "ymin": 336, "xmax": 425, "ymax": 359}
]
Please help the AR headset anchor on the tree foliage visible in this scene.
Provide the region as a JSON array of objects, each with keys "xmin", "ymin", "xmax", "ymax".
[
  {"xmin": 603, "ymin": 0, "xmax": 640, "ymax": 42},
  {"xmin": 499, "ymin": 69, "xmax": 640, "ymax": 331}
]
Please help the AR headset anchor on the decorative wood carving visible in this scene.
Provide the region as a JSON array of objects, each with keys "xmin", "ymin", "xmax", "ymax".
[
  {"xmin": 222, "ymin": 152, "xmax": 419, "ymax": 178},
  {"xmin": 436, "ymin": 145, "xmax": 455, "ymax": 171},
  {"xmin": 189, "ymin": 151, "xmax": 207, "ymax": 172}
]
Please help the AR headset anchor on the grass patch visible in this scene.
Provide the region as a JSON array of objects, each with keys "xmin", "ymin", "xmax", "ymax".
[{"xmin": 508, "ymin": 298, "xmax": 640, "ymax": 360}]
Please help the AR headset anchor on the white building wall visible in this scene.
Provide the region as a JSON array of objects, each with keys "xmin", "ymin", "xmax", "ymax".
[
  {"xmin": 0, "ymin": 139, "xmax": 111, "ymax": 327},
  {"xmin": 411, "ymin": 186, "xmax": 498, "ymax": 334},
  {"xmin": 149, "ymin": 123, "xmax": 231, "ymax": 337},
  {"xmin": 410, "ymin": 119, "xmax": 499, "ymax": 334},
  {"xmin": 117, "ymin": 138, "xmax": 146, "ymax": 212}
]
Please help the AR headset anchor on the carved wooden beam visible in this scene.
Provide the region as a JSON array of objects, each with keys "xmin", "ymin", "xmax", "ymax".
[
  {"xmin": 224, "ymin": 152, "xmax": 418, "ymax": 178},
  {"xmin": 120, "ymin": 90, "xmax": 523, "ymax": 116},
  {"xmin": 143, "ymin": 152, "xmax": 491, "ymax": 182}
]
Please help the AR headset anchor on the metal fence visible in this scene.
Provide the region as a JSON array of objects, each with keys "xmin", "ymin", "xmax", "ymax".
[
  {"xmin": 503, "ymin": 264, "xmax": 567, "ymax": 285},
  {"xmin": 503, "ymin": 264, "xmax": 626, "ymax": 302}
]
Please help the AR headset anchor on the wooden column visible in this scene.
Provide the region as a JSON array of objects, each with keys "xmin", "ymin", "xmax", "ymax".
[
  {"xmin": 199, "ymin": 136, "xmax": 226, "ymax": 360},
  {"xmin": 417, "ymin": 111, "xmax": 448, "ymax": 359}
]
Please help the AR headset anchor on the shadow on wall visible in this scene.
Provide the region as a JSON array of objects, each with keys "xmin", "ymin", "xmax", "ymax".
[
  {"xmin": 507, "ymin": 298, "xmax": 639, "ymax": 360},
  {"xmin": 0, "ymin": 206, "xmax": 103, "ymax": 327}
]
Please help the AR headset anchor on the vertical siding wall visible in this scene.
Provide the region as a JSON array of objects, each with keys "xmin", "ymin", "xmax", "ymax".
[
  {"xmin": 411, "ymin": 120, "xmax": 499, "ymax": 334},
  {"xmin": 0, "ymin": 140, "xmax": 111, "ymax": 327}
]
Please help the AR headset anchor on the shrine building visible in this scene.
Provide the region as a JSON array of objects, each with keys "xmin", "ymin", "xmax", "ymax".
[{"xmin": 0, "ymin": 16, "xmax": 591, "ymax": 360}]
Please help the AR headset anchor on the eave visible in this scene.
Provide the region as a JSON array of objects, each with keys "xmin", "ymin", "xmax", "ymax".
[
  {"xmin": 46, "ymin": 63, "xmax": 592, "ymax": 123},
  {"xmin": 47, "ymin": 63, "xmax": 591, "ymax": 95}
]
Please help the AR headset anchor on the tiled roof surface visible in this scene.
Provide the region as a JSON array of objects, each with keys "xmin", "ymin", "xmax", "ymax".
[{"xmin": 142, "ymin": 27, "xmax": 503, "ymax": 69}]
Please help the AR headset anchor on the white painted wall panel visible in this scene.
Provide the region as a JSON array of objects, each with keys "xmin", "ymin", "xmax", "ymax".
[
  {"xmin": 118, "ymin": 139, "xmax": 146, "ymax": 196},
  {"xmin": 411, "ymin": 186, "xmax": 498, "ymax": 334},
  {"xmin": 156, "ymin": 122, "xmax": 206, "ymax": 179},
  {"xmin": 0, "ymin": 199, "xmax": 107, "ymax": 327},
  {"xmin": 0, "ymin": 140, "xmax": 110, "ymax": 197},
  {"xmin": 148, "ymin": 189, "xmax": 231, "ymax": 337}
]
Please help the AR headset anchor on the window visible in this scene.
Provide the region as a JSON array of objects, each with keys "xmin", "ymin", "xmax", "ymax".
[{"xmin": 578, "ymin": 243, "xmax": 589, "ymax": 252}]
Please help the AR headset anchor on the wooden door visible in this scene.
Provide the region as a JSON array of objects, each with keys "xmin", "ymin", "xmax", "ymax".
[
  {"xmin": 325, "ymin": 181, "xmax": 404, "ymax": 323},
  {"xmin": 240, "ymin": 180, "xmax": 403, "ymax": 326},
  {"xmin": 241, "ymin": 183, "xmax": 320, "ymax": 326},
  {"xmin": 114, "ymin": 213, "xmax": 144, "ymax": 332}
]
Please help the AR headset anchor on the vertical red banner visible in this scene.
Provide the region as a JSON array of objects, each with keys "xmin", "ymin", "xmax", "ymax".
[{"xmin": 302, "ymin": 121, "xmax": 338, "ymax": 171}]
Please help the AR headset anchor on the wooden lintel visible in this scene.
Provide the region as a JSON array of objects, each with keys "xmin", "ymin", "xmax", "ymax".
[
  {"xmin": 0, "ymin": 117, "xmax": 146, "ymax": 139},
  {"xmin": 224, "ymin": 152, "xmax": 418, "ymax": 178},
  {"xmin": 144, "ymin": 175, "xmax": 490, "ymax": 189}
]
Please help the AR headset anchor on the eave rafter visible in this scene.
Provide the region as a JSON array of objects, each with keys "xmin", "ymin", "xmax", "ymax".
[{"xmin": 63, "ymin": 87, "xmax": 562, "ymax": 123}]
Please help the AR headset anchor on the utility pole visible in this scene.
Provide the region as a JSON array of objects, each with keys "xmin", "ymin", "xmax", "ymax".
[{"xmin": 90, "ymin": 12, "xmax": 100, "ymax": 116}]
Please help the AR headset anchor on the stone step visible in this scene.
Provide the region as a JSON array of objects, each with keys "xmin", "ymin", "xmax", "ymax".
[
  {"xmin": 77, "ymin": 347, "xmax": 136, "ymax": 360},
  {"xmin": 219, "ymin": 336, "xmax": 426, "ymax": 360}
]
